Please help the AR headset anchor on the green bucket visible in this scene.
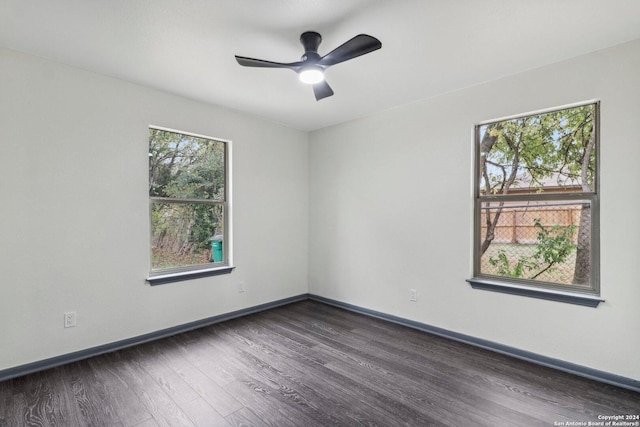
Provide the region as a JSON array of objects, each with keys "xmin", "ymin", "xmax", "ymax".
[{"xmin": 210, "ymin": 236, "xmax": 223, "ymax": 262}]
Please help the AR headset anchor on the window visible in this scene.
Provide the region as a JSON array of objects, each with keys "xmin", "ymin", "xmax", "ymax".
[
  {"xmin": 147, "ymin": 126, "xmax": 233, "ymax": 284},
  {"xmin": 468, "ymin": 102, "xmax": 602, "ymax": 306}
]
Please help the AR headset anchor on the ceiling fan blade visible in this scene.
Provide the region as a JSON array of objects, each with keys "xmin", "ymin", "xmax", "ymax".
[
  {"xmin": 318, "ymin": 34, "xmax": 381, "ymax": 67},
  {"xmin": 313, "ymin": 81, "xmax": 334, "ymax": 101},
  {"xmin": 235, "ymin": 55, "xmax": 303, "ymax": 70}
]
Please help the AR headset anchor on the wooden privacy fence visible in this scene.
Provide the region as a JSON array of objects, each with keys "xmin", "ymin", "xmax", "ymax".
[{"xmin": 481, "ymin": 205, "xmax": 582, "ymax": 244}]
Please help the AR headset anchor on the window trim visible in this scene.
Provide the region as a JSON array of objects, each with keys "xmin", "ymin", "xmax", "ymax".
[
  {"xmin": 469, "ymin": 101, "xmax": 601, "ymax": 304},
  {"xmin": 146, "ymin": 126, "xmax": 233, "ymax": 285},
  {"xmin": 466, "ymin": 278, "xmax": 604, "ymax": 307},
  {"xmin": 147, "ymin": 266, "xmax": 235, "ymax": 286}
]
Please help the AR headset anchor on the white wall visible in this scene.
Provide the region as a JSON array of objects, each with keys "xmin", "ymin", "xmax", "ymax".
[
  {"xmin": 309, "ymin": 40, "xmax": 640, "ymax": 380},
  {"xmin": 3, "ymin": 39, "xmax": 639, "ymax": 382},
  {"xmin": 0, "ymin": 48, "xmax": 308, "ymax": 370}
]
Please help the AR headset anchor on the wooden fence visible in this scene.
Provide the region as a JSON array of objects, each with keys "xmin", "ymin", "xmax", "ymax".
[{"xmin": 480, "ymin": 205, "xmax": 582, "ymax": 244}]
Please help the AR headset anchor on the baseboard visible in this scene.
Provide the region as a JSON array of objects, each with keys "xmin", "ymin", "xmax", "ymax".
[
  {"xmin": 3, "ymin": 292, "xmax": 639, "ymax": 394},
  {"xmin": 308, "ymin": 294, "xmax": 640, "ymax": 394},
  {"xmin": 0, "ymin": 294, "xmax": 309, "ymax": 383}
]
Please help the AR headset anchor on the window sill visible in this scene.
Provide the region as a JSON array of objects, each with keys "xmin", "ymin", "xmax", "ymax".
[
  {"xmin": 147, "ymin": 266, "xmax": 235, "ymax": 286},
  {"xmin": 466, "ymin": 278, "xmax": 604, "ymax": 307}
]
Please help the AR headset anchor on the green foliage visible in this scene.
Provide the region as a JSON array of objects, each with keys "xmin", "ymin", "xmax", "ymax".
[
  {"xmin": 149, "ymin": 129, "xmax": 225, "ymax": 269},
  {"xmin": 479, "ymin": 104, "xmax": 595, "ymax": 284},
  {"xmin": 481, "ymin": 104, "xmax": 596, "ymax": 194},
  {"xmin": 488, "ymin": 219, "xmax": 577, "ymax": 280},
  {"xmin": 149, "ymin": 128, "xmax": 225, "ymax": 200},
  {"xmin": 488, "ymin": 250, "xmax": 537, "ymax": 278},
  {"xmin": 530, "ymin": 219, "xmax": 576, "ymax": 273}
]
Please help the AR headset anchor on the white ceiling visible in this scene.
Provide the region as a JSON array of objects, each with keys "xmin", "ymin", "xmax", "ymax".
[{"xmin": 2, "ymin": 0, "xmax": 640, "ymax": 131}]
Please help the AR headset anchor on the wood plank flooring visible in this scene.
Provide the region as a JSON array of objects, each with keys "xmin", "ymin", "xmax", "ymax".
[{"xmin": 1, "ymin": 300, "xmax": 638, "ymax": 426}]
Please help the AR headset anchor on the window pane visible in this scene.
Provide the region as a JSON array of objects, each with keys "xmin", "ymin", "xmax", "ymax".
[
  {"xmin": 151, "ymin": 202, "xmax": 225, "ymax": 270},
  {"xmin": 149, "ymin": 129, "xmax": 225, "ymax": 200},
  {"xmin": 479, "ymin": 104, "xmax": 596, "ymax": 196},
  {"xmin": 479, "ymin": 200, "xmax": 591, "ymax": 288}
]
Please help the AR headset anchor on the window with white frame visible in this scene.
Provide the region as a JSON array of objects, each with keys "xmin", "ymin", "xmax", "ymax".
[
  {"xmin": 147, "ymin": 126, "xmax": 232, "ymax": 284},
  {"xmin": 469, "ymin": 102, "xmax": 601, "ymax": 305}
]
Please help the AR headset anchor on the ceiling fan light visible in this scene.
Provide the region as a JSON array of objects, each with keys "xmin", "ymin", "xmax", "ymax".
[{"xmin": 299, "ymin": 67, "xmax": 324, "ymax": 84}]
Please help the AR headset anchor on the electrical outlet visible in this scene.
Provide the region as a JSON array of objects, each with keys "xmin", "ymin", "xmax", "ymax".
[
  {"xmin": 64, "ymin": 311, "xmax": 77, "ymax": 328},
  {"xmin": 238, "ymin": 281, "xmax": 245, "ymax": 293},
  {"xmin": 409, "ymin": 289, "xmax": 418, "ymax": 302}
]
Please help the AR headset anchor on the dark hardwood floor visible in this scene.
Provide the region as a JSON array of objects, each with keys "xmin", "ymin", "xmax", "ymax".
[{"xmin": 1, "ymin": 300, "xmax": 638, "ymax": 426}]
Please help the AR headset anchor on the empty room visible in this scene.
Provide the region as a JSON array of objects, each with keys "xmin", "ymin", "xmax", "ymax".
[{"xmin": 1, "ymin": 1, "xmax": 639, "ymax": 425}]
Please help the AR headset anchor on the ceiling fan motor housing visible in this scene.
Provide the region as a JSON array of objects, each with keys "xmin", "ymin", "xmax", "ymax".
[{"xmin": 300, "ymin": 31, "xmax": 322, "ymax": 63}]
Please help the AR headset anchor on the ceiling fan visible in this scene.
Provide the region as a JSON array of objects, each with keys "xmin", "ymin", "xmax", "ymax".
[{"xmin": 235, "ymin": 31, "xmax": 382, "ymax": 101}]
